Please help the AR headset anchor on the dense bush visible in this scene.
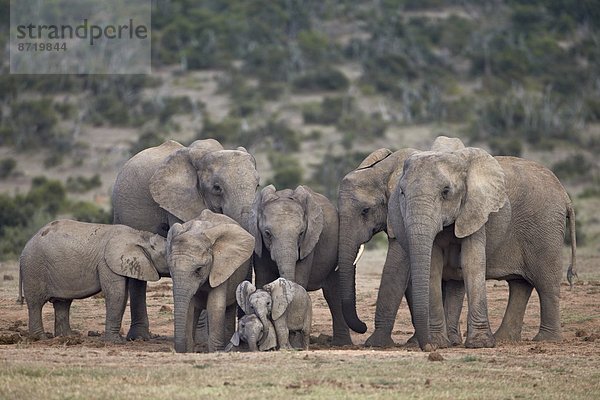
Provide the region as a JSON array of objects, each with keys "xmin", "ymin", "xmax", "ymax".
[
  {"xmin": 66, "ymin": 175, "xmax": 102, "ymax": 193},
  {"xmin": 0, "ymin": 158, "xmax": 16, "ymax": 179},
  {"xmin": 292, "ymin": 68, "xmax": 350, "ymax": 92},
  {"xmin": 268, "ymin": 153, "xmax": 303, "ymax": 189},
  {"xmin": 552, "ymin": 154, "xmax": 594, "ymax": 183},
  {"xmin": 302, "ymin": 97, "xmax": 350, "ymax": 125}
]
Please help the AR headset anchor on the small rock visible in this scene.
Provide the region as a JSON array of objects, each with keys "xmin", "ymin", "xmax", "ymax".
[
  {"xmin": 3, "ymin": 274, "xmax": 14, "ymax": 281},
  {"xmin": 425, "ymin": 378, "xmax": 431, "ymax": 385},
  {"xmin": 575, "ymin": 329, "xmax": 587, "ymax": 338},
  {"xmin": 88, "ymin": 330, "xmax": 102, "ymax": 337},
  {"xmin": 428, "ymin": 351, "xmax": 444, "ymax": 362}
]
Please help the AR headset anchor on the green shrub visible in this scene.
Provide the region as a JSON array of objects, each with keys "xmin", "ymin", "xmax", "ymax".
[
  {"xmin": 130, "ymin": 131, "xmax": 166, "ymax": 155},
  {"xmin": 552, "ymin": 154, "xmax": 593, "ymax": 182},
  {"xmin": 488, "ymin": 138, "xmax": 523, "ymax": 157},
  {"xmin": 292, "ymin": 67, "xmax": 349, "ymax": 92},
  {"xmin": 66, "ymin": 175, "xmax": 102, "ymax": 193},
  {"xmin": 268, "ymin": 153, "xmax": 303, "ymax": 189},
  {"xmin": 70, "ymin": 201, "xmax": 112, "ymax": 224},
  {"xmin": 0, "ymin": 158, "xmax": 16, "ymax": 179},
  {"xmin": 302, "ymin": 97, "xmax": 349, "ymax": 125}
]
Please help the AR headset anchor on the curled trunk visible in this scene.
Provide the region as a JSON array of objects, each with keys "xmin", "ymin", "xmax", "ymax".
[{"xmin": 338, "ymin": 234, "xmax": 367, "ymax": 334}]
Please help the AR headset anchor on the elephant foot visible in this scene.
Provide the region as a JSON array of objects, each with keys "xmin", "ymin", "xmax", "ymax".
[
  {"xmin": 532, "ymin": 329, "xmax": 561, "ymax": 342},
  {"xmin": 364, "ymin": 330, "xmax": 395, "ymax": 348},
  {"xmin": 126, "ymin": 325, "xmax": 150, "ymax": 341},
  {"xmin": 103, "ymin": 333, "xmax": 126, "ymax": 343},
  {"xmin": 494, "ymin": 326, "xmax": 521, "ymax": 342},
  {"xmin": 404, "ymin": 334, "xmax": 419, "ymax": 348},
  {"xmin": 465, "ymin": 331, "xmax": 496, "ymax": 348},
  {"xmin": 331, "ymin": 335, "xmax": 353, "ymax": 347},
  {"xmin": 429, "ymin": 332, "xmax": 451, "ymax": 349},
  {"xmin": 29, "ymin": 331, "xmax": 51, "ymax": 341},
  {"xmin": 448, "ymin": 331, "xmax": 463, "ymax": 346}
]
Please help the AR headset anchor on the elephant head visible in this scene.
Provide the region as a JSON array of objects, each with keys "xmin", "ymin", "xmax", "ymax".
[
  {"xmin": 388, "ymin": 147, "xmax": 507, "ymax": 349},
  {"xmin": 150, "ymin": 139, "xmax": 259, "ymax": 229},
  {"xmin": 337, "ymin": 148, "xmax": 418, "ymax": 334},
  {"xmin": 168, "ymin": 210, "xmax": 255, "ymax": 353},
  {"xmin": 235, "ymin": 281, "xmax": 278, "ymax": 351},
  {"xmin": 228, "ymin": 314, "xmax": 277, "ymax": 352},
  {"xmin": 248, "ymin": 185, "xmax": 323, "ymax": 281},
  {"xmin": 263, "ymin": 278, "xmax": 295, "ymax": 321},
  {"xmin": 104, "ymin": 230, "xmax": 168, "ymax": 281}
]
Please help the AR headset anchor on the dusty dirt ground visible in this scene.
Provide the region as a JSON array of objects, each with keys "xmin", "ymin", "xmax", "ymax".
[{"xmin": 0, "ymin": 247, "xmax": 599, "ymax": 398}]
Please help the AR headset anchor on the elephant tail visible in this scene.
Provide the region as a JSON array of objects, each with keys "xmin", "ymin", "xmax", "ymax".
[
  {"xmin": 566, "ymin": 201, "xmax": 577, "ymax": 290},
  {"xmin": 17, "ymin": 257, "xmax": 24, "ymax": 305}
]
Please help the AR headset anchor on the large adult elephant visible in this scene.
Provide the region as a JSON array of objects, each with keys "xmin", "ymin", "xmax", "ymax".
[
  {"xmin": 112, "ymin": 138, "xmax": 259, "ymax": 340},
  {"xmin": 337, "ymin": 146, "xmax": 418, "ymax": 346},
  {"xmin": 387, "ymin": 146, "xmax": 577, "ymax": 350}
]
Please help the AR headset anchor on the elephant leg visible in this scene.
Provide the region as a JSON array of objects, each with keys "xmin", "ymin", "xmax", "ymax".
[
  {"xmin": 102, "ymin": 277, "xmax": 128, "ymax": 342},
  {"xmin": 443, "ymin": 279, "xmax": 465, "ymax": 346},
  {"xmin": 206, "ymin": 284, "xmax": 228, "ymax": 352},
  {"xmin": 224, "ymin": 304, "xmax": 237, "ymax": 344},
  {"xmin": 429, "ymin": 244, "xmax": 450, "ymax": 348},
  {"xmin": 27, "ymin": 300, "xmax": 48, "ymax": 340},
  {"xmin": 273, "ymin": 317, "xmax": 291, "ymax": 349},
  {"xmin": 403, "ymin": 283, "xmax": 419, "ymax": 348},
  {"xmin": 52, "ymin": 299, "xmax": 73, "ymax": 337},
  {"xmin": 494, "ymin": 279, "xmax": 533, "ymax": 342},
  {"xmin": 461, "ymin": 229, "xmax": 495, "ymax": 348},
  {"xmin": 322, "ymin": 270, "xmax": 353, "ymax": 346},
  {"xmin": 126, "ymin": 279, "xmax": 150, "ymax": 341},
  {"xmin": 366, "ymin": 240, "xmax": 408, "ymax": 347},
  {"xmin": 533, "ymin": 288, "xmax": 562, "ymax": 342}
]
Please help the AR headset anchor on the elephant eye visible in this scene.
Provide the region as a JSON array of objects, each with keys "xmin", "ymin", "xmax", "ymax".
[
  {"xmin": 212, "ymin": 183, "xmax": 222, "ymax": 194},
  {"xmin": 264, "ymin": 229, "xmax": 272, "ymax": 239},
  {"xmin": 441, "ymin": 186, "xmax": 451, "ymax": 199},
  {"xmin": 361, "ymin": 207, "xmax": 370, "ymax": 216}
]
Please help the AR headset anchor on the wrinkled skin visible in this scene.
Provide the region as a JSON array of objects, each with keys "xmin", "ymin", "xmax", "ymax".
[
  {"xmin": 337, "ymin": 147, "xmax": 420, "ymax": 347},
  {"xmin": 19, "ymin": 220, "xmax": 167, "ymax": 342},
  {"xmin": 249, "ymin": 185, "xmax": 350, "ymax": 346},
  {"xmin": 263, "ymin": 278, "xmax": 312, "ymax": 350},
  {"xmin": 112, "ymin": 139, "xmax": 259, "ymax": 341},
  {"xmin": 233, "ymin": 284, "xmax": 278, "ymax": 351},
  {"xmin": 168, "ymin": 210, "xmax": 254, "ymax": 353},
  {"xmin": 225, "ymin": 314, "xmax": 277, "ymax": 352},
  {"xmin": 388, "ymin": 147, "xmax": 576, "ymax": 350}
]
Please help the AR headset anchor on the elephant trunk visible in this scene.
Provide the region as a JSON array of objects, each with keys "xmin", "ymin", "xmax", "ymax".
[
  {"xmin": 247, "ymin": 334, "xmax": 259, "ymax": 351},
  {"xmin": 172, "ymin": 272, "xmax": 202, "ymax": 353},
  {"xmin": 338, "ymin": 221, "xmax": 367, "ymax": 333},
  {"xmin": 406, "ymin": 217, "xmax": 438, "ymax": 351},
  {"xmin": 270, "ymin": 239, "xmax": 298, "ymax": 282}
]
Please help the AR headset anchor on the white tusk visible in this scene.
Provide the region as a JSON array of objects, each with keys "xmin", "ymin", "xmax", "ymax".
[{"xmin": 353, "ymin": 244, "xmax": 365, "ymax": 266}]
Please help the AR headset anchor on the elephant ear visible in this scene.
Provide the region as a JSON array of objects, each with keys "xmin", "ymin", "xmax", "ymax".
[
  {"xmin": 248, "ymin": 185, "xmax": 277, "ymax": 257},
  {"xmin": 188, "ymin": 138, "xmax": 224, "ymax": 152},
  {"xmin": 455, "ymin": 147, "xmax": 508, "ymax": 238},
  {"xmin": 150, "ymin": 147, "xmax": 208, "ymax": 223},
  {"xmin": 264, "ymin": 278, "xmax": 294, "ymax": 320},
  {"xmin": 357, "ymin": 148, "xmax": 392, "ymax": 170},
  {"xmin": 229, "ymin": 331, "xmax": 241, "ymax": 347},
  {"xmin": 431, "ymin": 136, "xmax": 465, "ymax": 152},
  {"xmin": 197, "ymin": 209, "xmax": 237, "ymax": 226},
  {"xmin": 236, "ymin": 281, "xmax": 257, "ymax": 315},
  {"xmin": 202, "ymin": 223, "xmax": 254, "ymax": 288},
  {"xmin": 105, "ymin": 231, "xmax": 160, "ymax": 282},
  {"xmin": 293, "ymin": 186, "xmax": 324, "ymax": 260}
]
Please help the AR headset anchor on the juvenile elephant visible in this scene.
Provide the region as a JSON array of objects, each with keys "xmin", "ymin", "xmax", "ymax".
[
  {"xmin": 263, "ymin": 278, "xmax": 312, "ymax": 350},
  {"xmin": 168, "ymin": 210, "xmax": 255, "ymax": 353},
  {"xmin": 112, "ymin": 138, "xmax": 259, "ymax": 340},
  {"xmin": 19, "ymin": 220, "xmax": 167, "ymax": 341},
  {"xmin": 225, "ymin": 314, "xmax": 278, "ymax": 352},
  {"xmin": 249, "ymin": 185, "xmax": 350, "ymax": 345},
  {"xmin": 387, "ymin": 146, "xmax": 577, "ymax": 350}
]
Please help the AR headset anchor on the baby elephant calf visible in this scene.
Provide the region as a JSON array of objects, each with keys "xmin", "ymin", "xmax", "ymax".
[{"xmin": 19, "ymin": 220, "xmax": 168, "ymax": 341}]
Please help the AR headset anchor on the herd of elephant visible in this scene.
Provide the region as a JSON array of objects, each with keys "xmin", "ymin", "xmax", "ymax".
[{"xmin": 18, "ymin": 135, "xmax": 577, "ymax": 353}]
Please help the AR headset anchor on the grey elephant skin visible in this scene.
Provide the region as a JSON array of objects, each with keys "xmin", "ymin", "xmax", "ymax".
[
  {"xmin": 249, "ymin": 185, "xmax": 351, "ymax": 345},
  {"xmin": 19, "ymin": 220, "xmax": 167, "ymax": 341},
  {"xmin": 112, "ymin": 138, "xmax": 259, "ymax": 340},
  {"xmin": 337, "ymin": 146, "xmax": 419, "ymax": 347},
  {"xmin": 387, "ymin": 146, "xmax": 577, "ymax": 350},
  {"xmin": 263, "ymin": 278, "xmax": 312, "ymax": 350},
  {"xmin": 226, "ymin": 313, "xmax": 277, "ymax": 352},
  {"xmin": 168, "ymin": 210, "xmax": 255, "ymax": 353}
]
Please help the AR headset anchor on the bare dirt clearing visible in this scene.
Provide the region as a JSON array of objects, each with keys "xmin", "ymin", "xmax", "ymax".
[{"xmin": 0, "ymin": 247, "xmax": 599, "ymax": 399}]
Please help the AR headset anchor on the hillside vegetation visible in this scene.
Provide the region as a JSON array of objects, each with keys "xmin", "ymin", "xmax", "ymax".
[{"xmin": 0, "ymin": 0, "xmax": 599, "ymax": 259}]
